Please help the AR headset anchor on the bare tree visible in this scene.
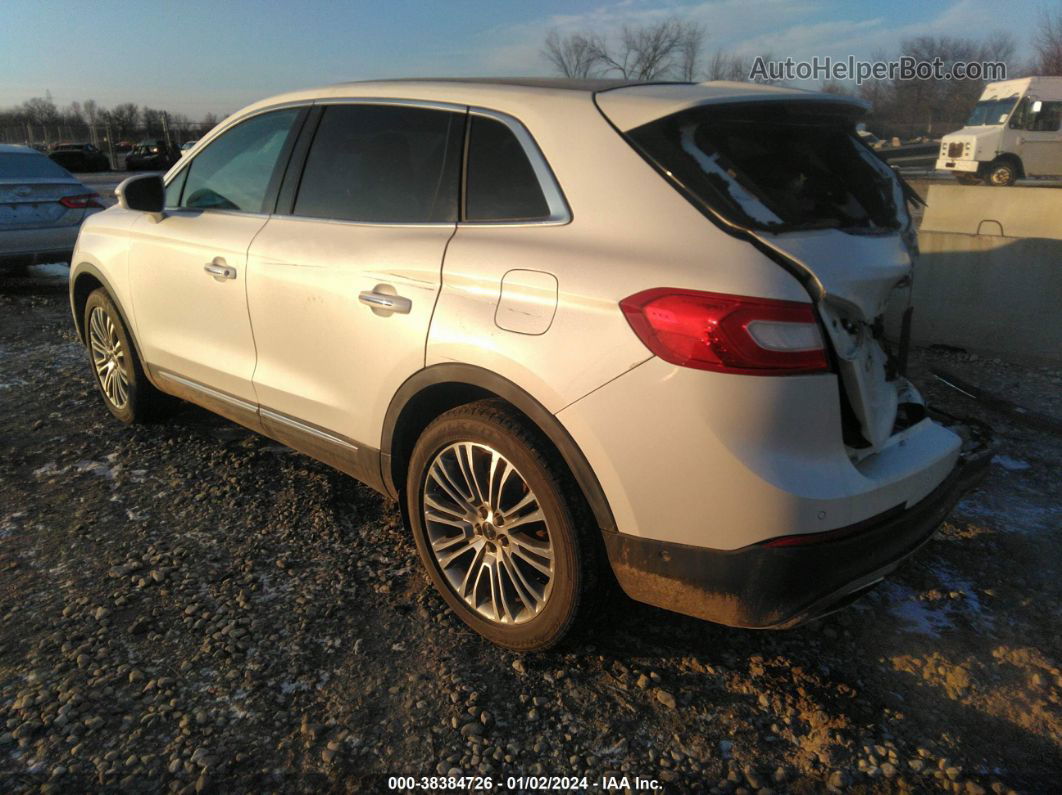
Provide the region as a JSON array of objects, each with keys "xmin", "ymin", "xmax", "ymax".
[
  {"xmin": 542, "ymin": 29, "xmax": 601, "ymax": 78},
  {"xmin": 593, "ymin": 18, "xmax": 691, "ymax": 80},
  {"xmin": 543, "ymin": 17, "xmax": 707, "ymax": 81},
  {"xmin": 1034, "ymin": 4, "xmax": 1062, "ymax": 75},
  {"xmin": 103, "ymin": 103, "xmax": 140, "ymax": 139},
  {"xmin": 704, "ymin": 50, "xmax": 746, "ymax": 81},
  {"xmin": 676, "ymin": 21, "xmax": 705, "ymax": 81},
  {"xmin": 83, "ymin": 99, "xmax": 99, "ymax": 126}
]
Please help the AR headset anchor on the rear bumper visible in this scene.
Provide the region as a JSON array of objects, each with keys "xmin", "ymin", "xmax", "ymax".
[
  {"xmin": 0, "ymin": 224, "xmax": 79, "ymax": 264},
  {"xmin": 601, "ymin": 439, "xmax": 991, "ymax": 629}
]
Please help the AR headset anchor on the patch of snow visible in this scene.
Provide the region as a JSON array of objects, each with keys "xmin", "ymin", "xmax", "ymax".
[
  {"xmin": 74, "ymin": 460, "xmax": 119, "ymax": 480},
  {"xmin": 279, "ymin": 680, "xmax": 310, "ymax": 695},
  {"xmin": 992, "ymin": 454, "xmax": 1030, "ymax": 471},
  {"xmin": 879, "ymin": 562, "xmax": 994, "ymax": 637},
  {"xmin": 28, "ymin": 262, "xmax": 70, "ymax": 280},
  {"xmin": 880, "ymin": 581, "xmax": 954, "ymax": 637},
  {"xmin": 957, "ymin": 493, "xmax": 1062, "ymax": 536},
  {"xmin": 931, "ymin": 563, "xmax": 994, "ymax": 631}
]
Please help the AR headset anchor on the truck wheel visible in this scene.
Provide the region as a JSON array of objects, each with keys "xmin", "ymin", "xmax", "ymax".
[
  {"xmin": 985, "ymin": 159, "xmax": 1017, "ymax": 186},
  {"xmin": 406, "ymin": 400, "xmax": 598, "ymax": 651}
]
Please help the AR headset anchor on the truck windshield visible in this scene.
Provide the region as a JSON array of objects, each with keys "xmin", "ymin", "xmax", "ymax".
[
  {"xmin": 626, "ymin": 101, "xmax": 907, "ymax": 233},
  {"xmin": 965, "ymin": 96, "xmax": 1019, "ymax": 126}
]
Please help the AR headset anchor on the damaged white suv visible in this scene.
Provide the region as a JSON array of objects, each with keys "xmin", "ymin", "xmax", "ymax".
[{"xmin": 68, "ymin": 79, "xmax": 989, "ymax": 650}]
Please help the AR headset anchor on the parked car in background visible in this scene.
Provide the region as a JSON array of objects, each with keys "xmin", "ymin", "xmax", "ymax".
[
  {"xmin": 937, "ymin": 76, "xmax": 1062, "ymax": 185},
  {"xmin": 49, "ymin": 142, "xmax": 110, "ymax": 173},
  {"xmin": 115, "ymin": 141, "xmax": 133, "ymax": 153},
  {"xmin": 180, "ymin": 139, "xmax": 199, "ymax": 157},
  {"xmin": 1, "ymin": 144, "xmax": 103, "ymax": 272},
  {"xmin": 126, "ymin": 139, "xmax": 178, "ymax": 171},
  {"xmin": 68, "ymin": 79, "xmax": 989, "ymax": 649}
]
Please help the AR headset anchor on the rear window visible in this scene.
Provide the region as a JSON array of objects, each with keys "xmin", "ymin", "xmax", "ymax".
[
  {"xmin": 465, "ymin": 115, "xmax": 550, "ymax": 222},
  {"xmin": 0, "ymin": 152, "xmax": 72, "ymax": 180},
  {"xmin": 627, "ymin": 102, "xmax": 908, "ymax": 233}
]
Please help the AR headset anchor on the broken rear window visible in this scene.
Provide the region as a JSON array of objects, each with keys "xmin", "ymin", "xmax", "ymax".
[{"xmin": 626, "ymin": 102, "xmax": 908, "ymax": 233}]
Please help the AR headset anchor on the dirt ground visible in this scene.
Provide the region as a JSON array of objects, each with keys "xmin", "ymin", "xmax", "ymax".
[{"xmin": 1, "ymin": 265, "xmax": 1059, "ymax": 794}]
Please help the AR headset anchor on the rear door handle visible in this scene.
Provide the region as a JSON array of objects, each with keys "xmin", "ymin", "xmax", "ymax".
[
  {"xmin": 359, "ymin": 289, "xmax": 411, "ymax": 314},
  {"xmin": 204, "ymin": 261, "xmax": 236, "ymax": 280}
]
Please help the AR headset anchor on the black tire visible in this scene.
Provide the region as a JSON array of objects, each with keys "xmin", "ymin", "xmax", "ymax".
[
  {"xmin": 83, "ymin": 288, "xmax": 169, "ymax": 424},
  {"xmin": 985, "ymin": 158, "xmax": 1018, "ymax": 186},
  {"xmin": 406, "ymin": 400, "xmax": 598, "ymax": 651}
]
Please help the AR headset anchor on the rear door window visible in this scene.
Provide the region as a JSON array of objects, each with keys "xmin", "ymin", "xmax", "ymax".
[
  {"xmin": 627, "ymin": 102, "xmax": 908, "ymax": 233},
  {"xmin": 293, "ymin": 104, "xmax": 463, "ymax": 224},
  {"xmin": 180, "ymin": 109, "xmax": 301, "ymax": 213},
  {"xmin": 465, "ymin": 115, "xmax": 550, "ymax": 222}
]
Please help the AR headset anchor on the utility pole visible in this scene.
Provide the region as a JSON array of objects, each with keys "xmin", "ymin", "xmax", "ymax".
[
  {"xmin": 105, "ymin": 120, "xmax": 117, "ymax": 171},
  {"xmin": 161, "ymin": 112, "xmax": 173, "ymax": 152}
]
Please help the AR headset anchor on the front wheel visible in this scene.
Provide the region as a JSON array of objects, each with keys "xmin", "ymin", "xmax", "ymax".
[
  {"xmin": 985, "ymin": 159, "xmax": 1018, "ymax": 186},
  {"xmin": 406, "ymin": 400, "xmax": 596, "ymax": 651},
  {"xmin": 84, "ymin": 289, "xmax": 169, "ymax": 423}
]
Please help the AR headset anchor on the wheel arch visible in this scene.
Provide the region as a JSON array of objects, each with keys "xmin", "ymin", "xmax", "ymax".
[
  {"xmin": 989, "ymin": 152, "xmax": 1024, "ymax": 178},
  {"xmin": 381, "ymin": 363, "xmax": 616, "ymax": 533},
  {"xmin": 69, "ymin": 263, "xmax": 154, "ymax": 387}
]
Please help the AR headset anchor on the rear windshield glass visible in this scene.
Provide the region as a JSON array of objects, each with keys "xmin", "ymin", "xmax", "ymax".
[
  {"xmin": 0, "ymin": 152, "xmax": 72, "ymax": 180},
  {"xmin": 627, "ymin": 102, "xmax": 908, "ymax": 233}
]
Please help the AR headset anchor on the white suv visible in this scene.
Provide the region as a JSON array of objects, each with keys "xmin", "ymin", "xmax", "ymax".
[{"xmin": 68, "ymin": 79, "xmax": 988, "ymax": 650}]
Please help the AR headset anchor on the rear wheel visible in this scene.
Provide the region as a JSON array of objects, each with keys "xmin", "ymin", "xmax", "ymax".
[
  {"xmin": 84, "ymin": 288, "xmax": 169, "ymax": 423},
  {"xmin": 406, "ymin": 400, "xmax": 596, "ymax": 651}
]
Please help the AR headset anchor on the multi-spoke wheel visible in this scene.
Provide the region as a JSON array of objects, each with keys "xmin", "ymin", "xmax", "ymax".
[
  {"xmin": 407, "ymin": 400, "xmax": 597, "ymax": 650},
  {"xmin": 89, "ymin": 305, "xmax": 130, "ymax": 410},
  {"xmin": 424, "ymin": 442, "xmax": 554, "ymax": 624},
  {"xmin": 83, "ymin": 288, "xmax": 168, "ymax": 424}
]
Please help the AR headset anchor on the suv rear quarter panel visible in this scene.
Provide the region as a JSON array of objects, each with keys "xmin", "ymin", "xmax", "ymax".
[{"xmin": 428, "ymin": 91, "xmax": 811, "ymax": 414}]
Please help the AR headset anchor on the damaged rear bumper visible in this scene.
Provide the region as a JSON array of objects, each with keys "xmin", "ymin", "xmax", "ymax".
[{"xmin": 601, "ymin": 425, "xmax": 992, "ymax": 629}]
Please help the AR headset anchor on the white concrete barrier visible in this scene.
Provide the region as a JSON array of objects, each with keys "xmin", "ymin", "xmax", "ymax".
[
  {"xmin": 920, "ymin": 184, "xmax": 1062, "ymax": 239},
  {"xmin": 888, "ymin": 184, "xmax": 1062, "ymax": 364}
]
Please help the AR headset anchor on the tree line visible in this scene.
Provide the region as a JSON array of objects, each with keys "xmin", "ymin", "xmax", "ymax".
[
  {"xmin": 543, "ymin": 4, "xmax": 1062, "ymax": 140},
  {"xmin": 0, "ymin": 92, "xmax": 222, "ymax": 147}
]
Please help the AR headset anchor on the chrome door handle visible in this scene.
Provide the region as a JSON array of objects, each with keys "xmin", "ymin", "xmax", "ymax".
[
  {"xmin": 204, "ymin": 262, "xmax": 236, "ymax": 280},
  {"xmin": 359, "ymin": 290, "xmax": 411, "ymax": 314}
]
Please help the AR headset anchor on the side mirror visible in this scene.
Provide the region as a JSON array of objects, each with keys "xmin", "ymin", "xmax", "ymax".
[{"xmin": 116, "ymin": 174, "xmax": 165, "ymax": 220}]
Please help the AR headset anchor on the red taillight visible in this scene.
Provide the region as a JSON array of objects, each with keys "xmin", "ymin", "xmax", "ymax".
[
  {"xmin": 620, "ymin": 288, "xmax": 830, "ymax": 375},
  {"xmin": 59, "ymin": 193, "xmax": 103, "ymax": 209}
]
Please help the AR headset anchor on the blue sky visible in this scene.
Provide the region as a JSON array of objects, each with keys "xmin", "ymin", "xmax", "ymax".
[{"xmin": 0, "ymin": 0, "xmax": 1048, "ymax": 118}]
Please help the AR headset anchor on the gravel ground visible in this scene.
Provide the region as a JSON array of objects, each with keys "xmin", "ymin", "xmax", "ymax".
[{"xmin": 1, "ymin": 265, "xmax": 1059, "ymax": 794}]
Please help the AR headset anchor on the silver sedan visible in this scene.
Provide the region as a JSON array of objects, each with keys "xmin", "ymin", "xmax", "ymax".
[{"xmin": 1, "ymin": 144, "xmax": 103, "ymax": 272}]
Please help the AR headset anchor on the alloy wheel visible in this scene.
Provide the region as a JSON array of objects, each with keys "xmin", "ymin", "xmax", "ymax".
[
  {"xmin": 422, "ymin": 442, "xmax": 554, "ymax": 624},
  {"xmin": 89, "ymin": 306, "xmax": 129, "ymax": 409}
]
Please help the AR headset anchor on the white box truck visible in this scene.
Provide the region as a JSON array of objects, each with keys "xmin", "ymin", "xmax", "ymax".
[{"xmin": 936, "ymin": 76, "xmax": 1062, "ymax": 185}]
